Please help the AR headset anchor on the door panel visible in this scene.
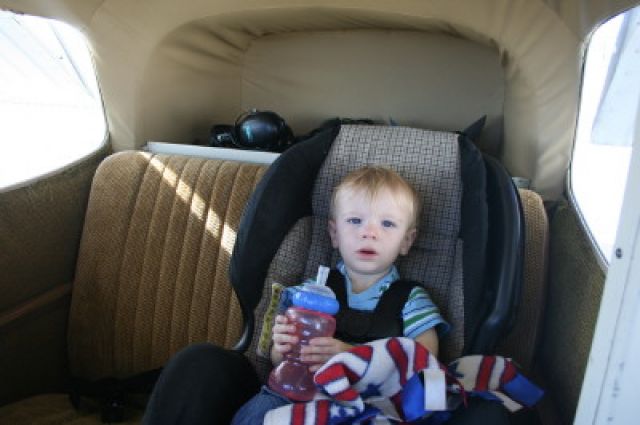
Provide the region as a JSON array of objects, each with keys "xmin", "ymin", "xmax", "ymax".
[
  {"xmin": 0, "ymin": 146, "xmax": 109, "ymax": 405},
  {"xmin": 537, "ymin": 200, "xmax": 606, "ymax": 424}
]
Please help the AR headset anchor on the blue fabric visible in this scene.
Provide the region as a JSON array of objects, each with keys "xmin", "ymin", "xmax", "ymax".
[
  {"xmin": 230, "ymin": 386, "xmax": 290, "ymax": 425},
  {"xmin": 502, "ymin": 373, "xmax": 545, "ymax": 407},
  {"xmin": 402, "ymin": 373, "xmax": 429, "ymax": 422}
]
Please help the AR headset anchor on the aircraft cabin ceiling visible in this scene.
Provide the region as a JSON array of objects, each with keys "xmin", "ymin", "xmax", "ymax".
[{"xmin": 1, "ymin": 0, "xmax": 637, "ymax": 199}]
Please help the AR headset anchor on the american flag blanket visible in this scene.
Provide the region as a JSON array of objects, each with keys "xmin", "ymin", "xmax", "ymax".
[{"xmin": 264, "ymin": 337, "xmax": 543, "ymax": 425}]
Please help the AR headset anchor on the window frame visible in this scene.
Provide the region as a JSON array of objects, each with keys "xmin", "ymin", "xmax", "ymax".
[{"xmin": 567, "ymin": 11, "xmax": 636, "ymax": 268}]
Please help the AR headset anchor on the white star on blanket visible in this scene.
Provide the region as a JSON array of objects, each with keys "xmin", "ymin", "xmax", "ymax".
[{"xmin": 264, "ymin": 337, "xmax": 543, "ymax": 425}]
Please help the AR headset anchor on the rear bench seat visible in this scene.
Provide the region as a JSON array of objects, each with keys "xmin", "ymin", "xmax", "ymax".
[{"xmin": 0, "ymin": 151, "xmax": 267, "ymax": 424}]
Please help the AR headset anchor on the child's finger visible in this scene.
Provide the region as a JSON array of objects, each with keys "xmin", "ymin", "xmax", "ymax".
[
  {"xmin": 301, "ymin": 353, "xmax": 330, "ymax": 364},
  {"xmin": 301, "ymin": 344, "xmax": 333, "ymax": 355},
  {"xmin": 273, "ymin": 332, "xmax": 298, "ymax": 345},
  {"xmin": 273, "ymin": 343, "xmax": 292, "ymax": 354},
  {"xmin": 308, "ymin": 337, "xmax": 333, "ymax": 346},
  {"xmin": 273, "ymin": 323, "xmax": 295, "ymax": 335},
  {"xmin": 272, "ymin": 315, "xmax": 296, "ymax": 335}
]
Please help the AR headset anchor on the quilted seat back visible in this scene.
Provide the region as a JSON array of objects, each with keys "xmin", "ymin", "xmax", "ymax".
[{"xmin": 67, "ymin": 152, "xmax": 267, "ymax": 380}]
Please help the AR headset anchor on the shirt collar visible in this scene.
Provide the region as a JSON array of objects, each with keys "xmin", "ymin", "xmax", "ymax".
[{"xmin": 336, "ymin": 260, "xmax": 399, "ymax": 288}]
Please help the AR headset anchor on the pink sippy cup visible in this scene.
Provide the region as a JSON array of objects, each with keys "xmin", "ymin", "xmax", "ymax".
[{"xmin": 268, "ymin": 266, "xmax": 339, "ymax": 401}]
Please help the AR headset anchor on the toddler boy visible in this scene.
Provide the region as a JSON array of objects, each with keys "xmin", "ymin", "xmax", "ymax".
[{"xmin": 232, "ymin": 165, "xmax": 449, "ymax": 425}]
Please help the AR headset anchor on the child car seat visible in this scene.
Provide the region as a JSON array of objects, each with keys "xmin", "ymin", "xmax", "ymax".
[{"xmin": 230, "ymin": 121, "xmax": 524, "ymax": 380}]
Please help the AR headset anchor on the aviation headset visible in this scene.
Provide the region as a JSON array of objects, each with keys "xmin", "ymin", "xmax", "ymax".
[{"xmin": 209, "ymin": 110, "xmax": 295, "ymax": 153}]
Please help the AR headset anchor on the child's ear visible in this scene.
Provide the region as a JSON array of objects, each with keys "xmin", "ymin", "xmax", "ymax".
[
  {"xmin": 328, "ymin": 219, "xmax": 339, "ymax": 248},
  {"xmin": 399, "ymin": 227, "xmax": 417, "ymax": 255}
]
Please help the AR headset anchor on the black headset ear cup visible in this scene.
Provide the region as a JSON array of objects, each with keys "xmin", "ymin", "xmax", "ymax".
[
  {"xmin": 275, "ymin": 124, "xmax": 294, "ymax": 151},
  {"xmin": 210, "ymin": 110, "xmax": 295, "ymax": 151},
  {"xmin": 234, "ymin": 111, "xmax": 288, "ymax": 151},
  {"xmin": 209, "ymin": 124, "xmax": 236, "ymax": 147}
]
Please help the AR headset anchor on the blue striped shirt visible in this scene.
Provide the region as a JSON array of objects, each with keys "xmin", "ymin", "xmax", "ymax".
[{"xmin": 282, "ymin": 262, "xmax": 450, "ymax": 339}]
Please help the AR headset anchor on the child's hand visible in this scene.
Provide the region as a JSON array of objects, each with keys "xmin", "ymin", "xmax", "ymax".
[
  {"xmin": 271, "ymin": 314, "xmax": 298, "ymax": 356},
  {"xmin": 300, "ymin": 337, "xmax": 353, "ymax": 372}
]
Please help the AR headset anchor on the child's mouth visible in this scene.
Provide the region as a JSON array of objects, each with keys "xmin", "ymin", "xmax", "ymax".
[{"xmin": 358, "ymin": 249, "xmax": 377, "ymax": 256}]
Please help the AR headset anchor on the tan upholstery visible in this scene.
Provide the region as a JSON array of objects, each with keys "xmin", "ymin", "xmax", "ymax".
[
  {"xmin": 68, "ymin": 151, "xmax": 266, "ymax": 380},
  {"xmin": 538, "ymin": 200, "xmax": 606, "ymax": 424},
  {"xmin": 0, "ymin": 152, "xmax": 267, "ymax": 424},
  {"xmin": 0, "ymin": 145, "xmax": 109, "ymax": 406},
  {"xmin": 497, "ymin": 189, "xmax": 549, "ymax": 373}
]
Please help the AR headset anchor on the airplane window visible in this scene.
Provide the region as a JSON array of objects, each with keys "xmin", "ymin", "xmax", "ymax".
[
  {"xmin": 571, "ymin": 8, "xmax": 638, "ymax": 264},
  {"xmin": 0, "ymin": 11, "xmax": 105, "ymax": 189}
]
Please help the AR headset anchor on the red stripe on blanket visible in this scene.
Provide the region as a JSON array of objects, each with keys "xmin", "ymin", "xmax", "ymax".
[
  {"xmin": 315, "ymin": 363, "xmax": 347, "ymax": 386},
  {"xmin": 292, "ymin": 403, "xmax": 306, "ymax": 425},
  {"xmin": 334, "ymin": 387, "xmax": 360, "ymax": 402},
  {"xmin": 350, "ymin": 345, "xmax": 373, "ymax": 363},
  {"xmin": 413, "ymin": 343, "xmax": 429, "ymax": 371},
  {"xmin": 343, "ymin": 345, "xmax": 373, "ymax": 384},
  {"xmin": 476, "ymin": 356, "xmax": 496, "ymax": 391},
  {"xmin": 500, "ymin": 361, "xmax": 517, "ymax": 386},
  {"xmin": 315, "ymin": 400, "xmax": 330, "ymax": 425},
  {"xmin": 387, "ymin": 338, "xmax": 409, "ymax": 385},
  {"xmin": 344, "ymin": 366, "xmax": 361, "ymax": 384},
  {"xmin": 390, "ymin": 392, "xmax": 405, "ymax": 421}
]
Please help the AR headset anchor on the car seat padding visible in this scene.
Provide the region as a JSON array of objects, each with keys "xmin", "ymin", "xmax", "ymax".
[{"xmin": 230, "ymin": 125, "xmax": 339, "ymax": 350}]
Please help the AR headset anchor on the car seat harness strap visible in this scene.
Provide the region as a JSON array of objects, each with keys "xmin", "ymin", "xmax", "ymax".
[{"xmin": 326, "ymin": 269, "xmax": 419, "ymax": 344}]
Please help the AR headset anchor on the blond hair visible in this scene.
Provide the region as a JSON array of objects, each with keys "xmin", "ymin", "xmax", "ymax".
[{"xmin": 330, "ymin": 166, "xmax": 421, "ymax": 228}]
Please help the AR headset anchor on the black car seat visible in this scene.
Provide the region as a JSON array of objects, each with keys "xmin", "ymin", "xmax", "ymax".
[
  {"xmin": 140, "ymin": 119, "xmax": 541, "ymax": 425},
  {"xmin": 230, "ymin": 121, "xmax": 524, "ymax": 385}
]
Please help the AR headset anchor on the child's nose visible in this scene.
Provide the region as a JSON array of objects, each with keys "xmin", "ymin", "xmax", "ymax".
[{"xmin": 361, "ymin": 222, "xmax": 378, "ymax": 239}]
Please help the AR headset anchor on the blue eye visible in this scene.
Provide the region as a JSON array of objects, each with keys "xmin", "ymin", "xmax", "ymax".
[
  {"xmin": 347, "ymin": 217, "xmax": 361, "ymax": 225},
  {"xmin": 382, "ymin": 220, "xmax": 396, "ymax": 228}
]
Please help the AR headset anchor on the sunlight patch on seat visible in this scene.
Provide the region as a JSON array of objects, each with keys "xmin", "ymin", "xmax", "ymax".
[
  {"xmin": 148, "ymin": 155, "xmax": 215, "ymax": 232},
  {"xmin": 147, "ymin": 153, "xmax": 240, "ymax": 256},
  {"xmin": 220, "ymin": 222, "xmax": 237, "ymax": 257}
]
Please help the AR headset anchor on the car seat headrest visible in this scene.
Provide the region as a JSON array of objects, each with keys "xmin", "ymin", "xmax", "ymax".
[
  {"xmin": 300, "ymin": 125, "xmax": 465, "ymax": 360},
  {"xmin": 303, "ymin": 125, "xmax": 462, "ymax": 282}
]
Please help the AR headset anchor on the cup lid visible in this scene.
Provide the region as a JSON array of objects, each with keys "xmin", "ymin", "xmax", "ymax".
[{"xmin": 292, "ymin": 284, "xmax": 339, "ymax": 315}]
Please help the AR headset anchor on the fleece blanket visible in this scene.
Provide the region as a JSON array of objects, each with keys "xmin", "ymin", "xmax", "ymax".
[{"xmin": 264, "ymin": 337, "xmax": 543, "ymax": 425}]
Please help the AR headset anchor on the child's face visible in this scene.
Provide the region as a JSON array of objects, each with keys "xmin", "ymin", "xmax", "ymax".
[{"xmin": 328, "ymin": 186, "xmax": 417, "ymax": 286}]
